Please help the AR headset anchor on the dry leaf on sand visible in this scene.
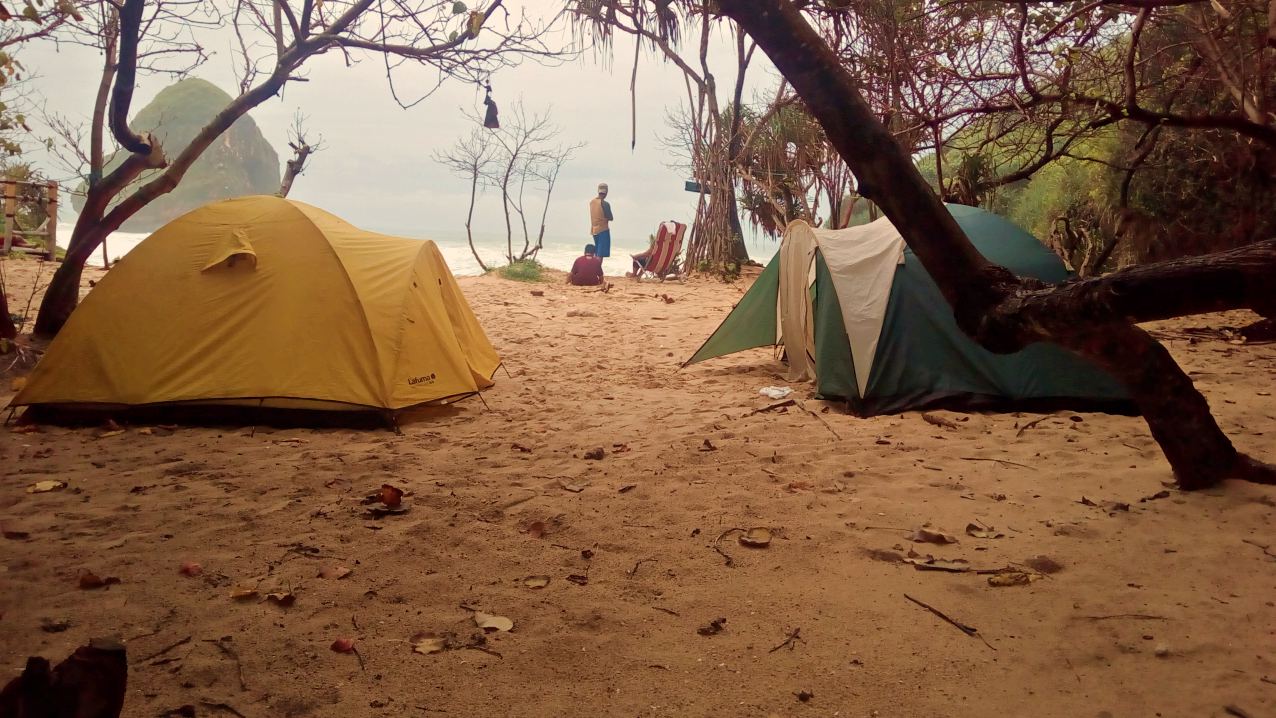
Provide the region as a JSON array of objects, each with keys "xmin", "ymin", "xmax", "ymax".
[
  {"xmin": 964, "ymin": 523, "xmax": 1004, "ymax": 539},
  {"xmin": 697, "ymin": 617, "xmax": 727, "ymax": 636},
  {"xmin": 904, "ymin": 556, "xmax": 971, "ymax": 573},
  {"xmin": 266, "ymin": 590, "xmax": 296, "ymax": 607},
  {"xmin": 908, "ymin": 528, "xmax": 958, "ymax": 545},
  {"xmin": 738, "ymin": 527, "xmax": 773, "ymax": 548},
  {"xmin": 319, "ymin": 566, "xmax": 352, "ymax": 580},
  {"xmin": 377, "ymin": 484, "xmax": 404, "ymax": 507},
  {"xmin": 26, "ymin": 480, "xmax": 66, "ymax": 494},
  {"xmin": 473, "ymin": 611, "xmax": 514, "ymax": 632},
  {"xmin": 230, "ymin": 586, "xmax": 259, "ymax": 601},
  {"xmin": 988, "ymin": 572, "xmax": 1033, "ymax": 587},
  {"xmin": 411, "ymin": 632, "xmax": 448, "ymax": 654},
  {"xmin": 1023, "ymin": 555, "xmax": 1064, "ymax": 574},
  {"xmin": 366, "ymin": 504, "xmax": 409, "ymax": 518},
  {"xmin": 522, "ymin": 575, "xmax": 551, "ymax": 589},
  {"xmin": 78, "ymin": 570, "xmax": 120, "ymax": 589}
]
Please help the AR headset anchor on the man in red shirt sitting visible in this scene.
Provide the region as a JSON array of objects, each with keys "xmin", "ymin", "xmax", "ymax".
[{"xmin": 567, "ymin": 243, "xmax": 604, "ymax": 286}]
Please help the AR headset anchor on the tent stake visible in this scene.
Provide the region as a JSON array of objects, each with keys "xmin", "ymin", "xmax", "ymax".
[
  {"xmin": 249, "ymin": 399, "xmax": 264, "ymax": 438},
  {"xmin": 383, "ymin": 411, "xmax": 402, "ymax": 435}
]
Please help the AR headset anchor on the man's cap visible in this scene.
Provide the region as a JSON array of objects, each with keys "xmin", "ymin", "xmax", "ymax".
[{"xmin": 597, "ymin": 182, "xmax": 608, "ymax": 192}]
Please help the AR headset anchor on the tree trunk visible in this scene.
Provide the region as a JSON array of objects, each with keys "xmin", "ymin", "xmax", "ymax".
[
  {"xmin": 724, "ymin": 26, "xmax": 752, "ymax": 265},
  {"xmin": 35, "ymin": 58, "xmax": 291, "ymax": 337},
  {"xmin": 32, "ymin": 228, "xmax": 106, "ymax": 337},
  {"xmin": 0, "ymin": 285, "xmax": 16, "ymax": 340},
  {"xmin": 34, "ymin": 147, "xmax": 166, "ymax": 337},
  {"xmin": 500, "ymin": 164, "xmax": 514, "ymax": 263},
  {"xmin": 717, "ymin": 0, "xmax": 1275, "ymax": 489},
  {"xmin": 725, "ymin": 184, "xmax": 749, "ymax": 263},
  {"xmin": 464, "ymin": 169, "xmax": 488, "ymax": 272},
  {"xmin": 278, "ymin": 142, "xmax": 312, "ymax": 198}
]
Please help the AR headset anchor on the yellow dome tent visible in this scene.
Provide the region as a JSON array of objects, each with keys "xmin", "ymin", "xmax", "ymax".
[{"xmin": 11, "ymin": 195, "xmax": 500, "ymax": 414}]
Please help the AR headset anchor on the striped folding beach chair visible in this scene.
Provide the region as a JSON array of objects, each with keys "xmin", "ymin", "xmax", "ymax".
[{"xmin": 634, "ymin": 221, "xmax": 686, "ymax": 281}]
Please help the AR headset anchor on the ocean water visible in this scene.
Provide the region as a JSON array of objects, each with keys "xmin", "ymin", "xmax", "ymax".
[
  {"xmin": 74, "ymin": 223, "xmax": 778, "ymax": 273},
  {"xmin": 76, "ymin": 223, "xmax": 657, "ymax": 275}
]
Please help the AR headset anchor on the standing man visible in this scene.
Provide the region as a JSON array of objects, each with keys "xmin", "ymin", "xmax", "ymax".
[{"xmin": 589, "ymin": 182, "xmax": 614, "ymax": 268}]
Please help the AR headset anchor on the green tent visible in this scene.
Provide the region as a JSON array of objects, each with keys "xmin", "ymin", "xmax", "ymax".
[{"xmin": 686, "ymin": 205, "xmax": 1134, "ymax": 416}]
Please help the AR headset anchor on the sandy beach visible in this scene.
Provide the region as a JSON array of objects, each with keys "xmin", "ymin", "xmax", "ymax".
[{"xmin": 2, "ymin": 256, "xmax": 1274, "ymax": 717}]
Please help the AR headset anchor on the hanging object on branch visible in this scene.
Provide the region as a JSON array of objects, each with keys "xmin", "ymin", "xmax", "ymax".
[{"xmin": 482, "ymin": 82, "xmax": 500, "ymax": 129}]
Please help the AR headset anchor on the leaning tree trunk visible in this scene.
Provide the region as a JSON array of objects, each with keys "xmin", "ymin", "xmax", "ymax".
[
  {"xmin": 0, "ymin": 286, "xmax": 16, "ymax": 340},
  {"xmin": 34, "ymin": 58, "xmax": 291, "ymax": 337},
  {"xmin": 278, "ymin": 141, "xmax": 312, "ymax": 198},
  {"xmin": 718, "ymin": 0, "xmax": 1276, "ymax": 489}
]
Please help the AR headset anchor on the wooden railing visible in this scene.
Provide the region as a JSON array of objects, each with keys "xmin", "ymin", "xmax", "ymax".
[{"xmin": 1, "ymin": 177, "xmax": 58, "ymax": 261}]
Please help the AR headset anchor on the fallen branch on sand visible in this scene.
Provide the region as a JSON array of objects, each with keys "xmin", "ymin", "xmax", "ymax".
[
  {"xmin": 712, "ymin": 528, "xmax": 745, "ymax": 567},
  {"xmin": 769, "ymin": 627, "xmax": 804, "ymax": 653},
  {"xmin": 627, "ymin": 557, "xmax": 656, "ymax": 578},
  {"xmin": 1015, "ymin": 417, "xmax": 1049, "ymax": 438},
  {"xmin": 140, "ymin": 635, "xmax": 191, "ymax": 663},
  {"xmin": 740, "ymin": 398, "xmax": 841, "ymax": 439},
  {"xmin": 795, "ymin": 399, "xmax": 842, "ymax": 440},
  {"xmin": 744, "ymin": 399, "xmax": 796, "ymax": 417},
  {"xmin": 960, "ymin": 456, "xmax": 1032, "ymax": 470},
  {"xmin": 904, "ymin": 594, "xmax": 995, "ymax": 650},
  {"xmin": 204, "ymin": 637, "xmax": 248, "ymax": 691}
]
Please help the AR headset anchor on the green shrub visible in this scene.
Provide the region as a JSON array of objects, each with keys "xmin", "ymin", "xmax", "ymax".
[{"xmin": 497, "ymin": 259, "xmax": 545, "ymax": 283}]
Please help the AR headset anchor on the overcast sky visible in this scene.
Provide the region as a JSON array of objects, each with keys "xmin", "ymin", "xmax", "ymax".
[{"xmin": 23, "ymin": 2, "xmax": 778, "ymax": 252}]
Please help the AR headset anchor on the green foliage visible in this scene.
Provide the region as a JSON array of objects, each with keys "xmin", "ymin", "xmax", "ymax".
[
  {"xmin": 0, "ymin": 48, "xmax": 29, "ymax": 158},
  {"xmin": 696, "ymin": 258, "xmax": 741, "ymax": 282},
  {"xmin": 73, "ymin": 78, "xmax": 280, "ymax": 231},
  {"xmin": 497, "ymin": 258, "xmax": 546, "ymax": 282}
]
